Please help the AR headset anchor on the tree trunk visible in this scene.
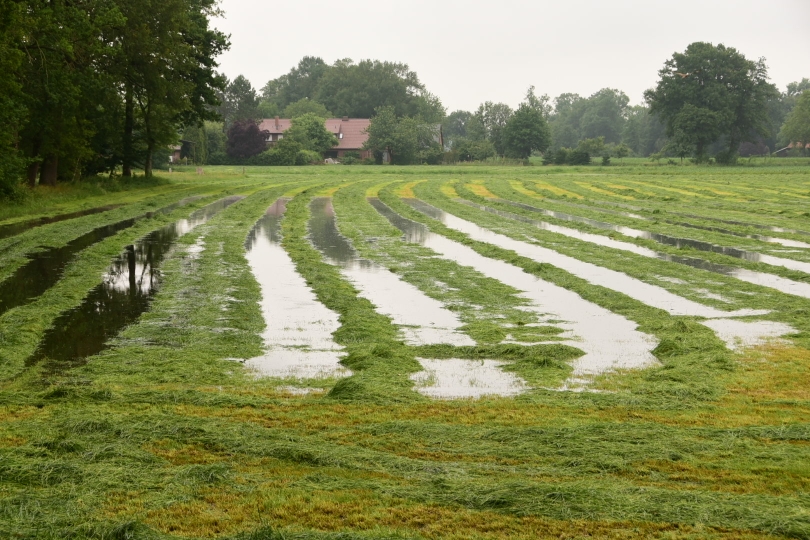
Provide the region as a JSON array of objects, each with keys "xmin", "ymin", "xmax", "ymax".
[
  {"xmin": 123, "ymin": 80, "xmax": 134, "ymax": 177},
  {"xmin": 40, "ymin": 155, "xmax": 58, "ymax": 186},
  {"xmin": 27, "ymin": 162, "xmax": 40, "ymax": 188},
  {"xmin": 145, "ymin": 142, "xmax": 153, "ymax": 178}
]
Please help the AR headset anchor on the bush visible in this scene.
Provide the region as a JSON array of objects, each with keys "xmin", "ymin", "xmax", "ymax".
[
  {"xmin": 341, "ymin": 151, "xmax": 360, "ymax": 165},
  {"xmin": 454, "ymin": 139, "xmax": 496, "ymax": 162},
  {"xmin": 541, "ymin": 153, "xmax": 554, "ymax": 166},
  {"xmin": 207, "ymin": 151, "xmax": 228, "ymax": 165},
  {"xmin": 296, "ymin": 150, "xmax": 322, "ymax": 165},
  {"xmin": 553, "ymin": 148, "xmax": 569, "ymax": 165},
  {"xmin": 567, "ymin": 149, "xmax": 591, "ymax": 165},
  {"xmin": 601, "ymin": 154, "xmax": 611, "ymax": 166}
]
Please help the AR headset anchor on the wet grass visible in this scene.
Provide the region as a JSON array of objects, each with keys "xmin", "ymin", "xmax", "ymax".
[{"xmin": 0, "ymin": 166, "xmax": 809, "ymax": 538}]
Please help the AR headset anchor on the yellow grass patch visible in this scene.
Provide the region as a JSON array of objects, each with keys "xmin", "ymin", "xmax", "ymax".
[
  {"xmin": 396, "ymin": 180, "xmax": 426, "ymax": 198},
  {"xmin": 622, "ymin": 180, "xmax": 710, "ymax": 198},
  {"xmin": 0, "ymin": 434, "xmax": 26, "ymax": 447},
  {"xmin": 282, "ymin": 184, "xmax": 311, "ymax": 197},
  {"xmin": 146, "ymin": 439, "xmax": 227, "ymax": 465},
  {"xmin": 466, "ymin": 183, "xmax": 498, "ymax": 198},
  {"xmin": 534, "ymin": 182, "xmax": 583, "ymax": 199},
  {"xmin": 509, "ymin": 180, "xmax": 543, "ymax": 199},
  {"xmin": 439, "ymin": 183, "xmax": 459, "ymax": 198}
]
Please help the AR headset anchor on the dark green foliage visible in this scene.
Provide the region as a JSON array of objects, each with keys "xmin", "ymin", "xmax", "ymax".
[
  {"xmin": 227, "ymin": 120, "xmax": 269, "ymax": 160},
  {"xmin": 453, "ymin": 139, "xmax": 496, "ymax": 162},
  {"xmin": 645, "ymin": 42, "xmax": 778, "ymax": 162},
  {"xmin": 567, "ymin": 149, "xmax": 591, "ymax": 165},
  {"xmin": 262, "ymin": 57, "xmax": 445, "ymax": 122},
  {"xmin": 502, "ymin": 104, "xmax": 552, "ymax": 159}
]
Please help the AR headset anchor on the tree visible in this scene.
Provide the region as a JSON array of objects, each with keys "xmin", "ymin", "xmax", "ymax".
[
  {"xmin": 283, "ymin": 98, "xmax": 332, "ymax": 119},
  {"xmin": 226, "ymin": 119, "xmax": 268, "ymax": 160},
  {"xmin": 218, "ymin": 75, "xmax": 260, "ymax": 127},
  {"xmin": 286, "ymin": 113, "xmax": 338, "ymax": 153},
  {"xmin": 443, "ymin": 110, "xmax": 473, "ymax": 148},
  {"xmin": 644, "ymin": 42, "xmax": 777, "ymax": 162},
  {"xmin": 614, "ymin": 143, "xmax": 631, "ymax": 164},
  {"xmin": 474, "ymin": 102, "xmax": 513, "ymax": 155},
  {"xmin": 502, "ymin": 104, "xmax": 551, "ymax": 159},
  {"xmin": 364, "ymin": 106, "xmax": 440, "ymax": 164},
  {"xmin": 779, "ymin": 90, "xmax": 810, "ymax": 154}
]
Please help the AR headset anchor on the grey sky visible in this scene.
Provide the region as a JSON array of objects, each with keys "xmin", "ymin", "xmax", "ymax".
[{"xmin": 213, "ymin": 0, "xmax": 810, "ymax": 112}]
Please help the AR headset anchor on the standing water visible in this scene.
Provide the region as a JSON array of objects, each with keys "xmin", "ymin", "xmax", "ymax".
[
  {"xmin": 307, "ymin": 198, "xmax": 475, "ymax": 347},
  {"xmin": 401, "ymin": 199, "xmax": 794, "ymax": 354},
  {"xmin": 27, "ymin": 196, "xmax": 242, "ymax": 368},
  {"xmin": 369, "ymin": 198, "xmax": 659, "ymax": 390},
  {"xmin": 242, "ymin": 199, "xmax": 348, "ymax": 380}
]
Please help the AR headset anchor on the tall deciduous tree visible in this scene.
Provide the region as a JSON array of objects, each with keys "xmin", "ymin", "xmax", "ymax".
[
  {"xmin": 502, "ymin": 104, "xmax": 551, "ymax": 159},
  {"xmin": 779, "ymin": 90, "xmax": 810, "ymax": 154},
  {"xmin": 644, "ymin": 42, "xmax": 777, "ymax": 162}
]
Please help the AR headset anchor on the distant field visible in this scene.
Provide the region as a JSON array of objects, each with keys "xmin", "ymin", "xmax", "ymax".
[{"xmin": 1, "ymin": 163, "xmax": 809, "ymax": 539}]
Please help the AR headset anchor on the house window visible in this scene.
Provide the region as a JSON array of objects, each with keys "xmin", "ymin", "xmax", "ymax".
[
  {"xmin": 339, "ymin": 133, "xmax": 343, "ymax": 139},
  {"xmin": 277, "ymin": 134, "xmax": 283, "ymax": 140}
]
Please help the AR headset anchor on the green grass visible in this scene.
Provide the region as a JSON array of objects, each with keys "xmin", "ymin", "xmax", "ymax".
[{"xmin": 0, "ymin": 165, "xmax": 809, "ymax": 539}]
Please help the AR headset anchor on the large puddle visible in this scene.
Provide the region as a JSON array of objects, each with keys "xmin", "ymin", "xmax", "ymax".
[
  {"xmin": 27, "ymin": 196, "xmax": 242, "ymax": 367},
  {"xmin": 463, "ymin": 200, "xmax": 810, "ymax": 300},
  {"xmin": 0, "ymin": 205, "xmax": 121, "ymax": 240},
  {"xmin": 494, "ymin": 200, "xmax": 810, "ymax": 274},
  {"xmin": 370, "ymin": 198, "xmax": 659, "ymax": 387},
  {"xmin": 242, "ymin": 199, "xmax": 349, "ymax": 380},
  {"xmin": 410, "ymin": 358, "xmax": 527, "ymax": 399},
  {"xmin": 308, "ymin": 198, "xmax": 474, "ymax": 347},
  {"xmin": 401, "ymin": 199, "xmax": 796, "ymax": 350},
  {"xmin": 0, "ymin": 197, "xmax": 201, "ymax": 318}
]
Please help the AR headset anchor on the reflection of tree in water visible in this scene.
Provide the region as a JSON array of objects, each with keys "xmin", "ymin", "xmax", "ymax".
[
  {"xmin": 307, "ymin": 198, "xmax": 373, "ymax": 269},
  {"xmin": 29, "ymin": 196, "xmax": 241, "ymax": 369},
  {"xmin": 0, "ymin": 217, "xmax": 138, "ymax": 317}
]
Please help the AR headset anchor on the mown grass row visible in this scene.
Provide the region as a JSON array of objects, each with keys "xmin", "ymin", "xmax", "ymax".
[
  {"xmin": 1, "ymin": 169, "xmax": 809, "ymax": 539},
  {"xmin": 435, "ymin": 180, "xmax": 810, "ymax": 348}
]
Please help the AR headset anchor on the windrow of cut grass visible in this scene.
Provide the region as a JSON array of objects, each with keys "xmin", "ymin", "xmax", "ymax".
[
  {"xmin": 415, "ymin": 181, "xmax": 809, "ymax": 337},
  {"xmin": 0, "ymin": 165, "xmax": 809, "ymax": 539}
]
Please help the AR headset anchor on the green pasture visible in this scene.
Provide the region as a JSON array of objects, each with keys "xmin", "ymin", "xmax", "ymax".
[{"xmin": 1, "ymin": 164, "xmax": 809, "ymax": 539}]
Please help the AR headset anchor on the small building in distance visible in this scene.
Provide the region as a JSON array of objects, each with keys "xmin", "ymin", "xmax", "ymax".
[{"xmin": 258, "ymin": 116, "xmax": 373, "ymax": 160}]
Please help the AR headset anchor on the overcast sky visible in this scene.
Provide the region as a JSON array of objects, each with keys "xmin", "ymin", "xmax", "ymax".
[{"xmin": 213, "ymin": 0, "xmax": 810, "ymax": 112}]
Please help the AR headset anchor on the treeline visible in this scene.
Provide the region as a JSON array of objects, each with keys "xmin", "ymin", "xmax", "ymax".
[{"xmin": 0, "ymin": 0, "xmax": 228, "ymax": 198}]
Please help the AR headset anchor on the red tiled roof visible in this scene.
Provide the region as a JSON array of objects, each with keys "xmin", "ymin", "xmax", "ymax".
[
  {"xmin": 326, "ymin": 118, "xmax": 371, "ymax": 151},
  {"xmin": 259, "ymin": 117, "xmax": 371, "ymax": 151},
  {"xmin": 258, "ymin": 118, "xmax": 292, "ymax": 134}
]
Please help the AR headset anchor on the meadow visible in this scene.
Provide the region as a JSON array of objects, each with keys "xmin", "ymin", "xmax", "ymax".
[{"xmin": 1, "ymin": 162, "xmax": 809, "ymax": 539}]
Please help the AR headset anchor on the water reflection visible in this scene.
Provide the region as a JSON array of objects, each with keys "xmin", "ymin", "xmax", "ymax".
[
  {"xmin": 369, "ymin": 198, "xmax": 659, "ymax": 387},
  {"xmin": 493, "ymin": 200, "xmax": 810, "ymax": 273},
  {"xmin": 27, "ymin": 196, "xmax": 242, "ymax": 367},
  {"xmin": 0, "ymin": 197, "xmax": 202, "ymax": 317},
  {"xmin": 400, "ymin": 200, "xmax": 797, "ymax": 357},
  {"xmin": 463, "ymin": 200, "xmax": 810, "ymax": 299},
  {"xmin": 0, "ymin": 205, "xmax": 121, "ymax": 240},
  {"xmin": 308, "ymin": 198, "xmax": 474, "ymax": 347},
  {"xmin": 243, "ymin": 198, "xmax": 349, "ymax": 380}
]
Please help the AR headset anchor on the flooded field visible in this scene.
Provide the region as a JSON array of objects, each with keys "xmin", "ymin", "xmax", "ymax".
[{"xmin": 2, "ymin": 166, "xmax": 809, "ymax": 540}]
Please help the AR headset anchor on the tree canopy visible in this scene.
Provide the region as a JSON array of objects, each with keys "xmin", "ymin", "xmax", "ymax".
[
  {"xmin": 1, "ymin": 0, "xmax": 228, "ymax": 191},
  {"xmin": 644, "ymin": 42, "xmax": 777, "ymax": 162},
  {"xmin": 261, "ymin": 57, "xmax": 445, "ymax": 121},
  {"xmin": 779, "ymin": 90, "xmax": 810, "ymax": 152}
]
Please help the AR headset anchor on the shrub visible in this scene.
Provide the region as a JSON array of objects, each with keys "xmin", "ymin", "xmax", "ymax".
[
  {"xmin": 296, "ymin": 150, "xmax": 323, "ymax": 165},
  {"xmin": 567, "ymin": 149, "xmax": 590, "ymax": 165},
  {"xmin": 601, "ymin": 154, "xmax": 611, "ymax": 166},
  {"xmin": 553, "ymin": 148, "xmax": 569, "ymax": 165},
  {"xmin": 341, "ymin": 151, "xmax": 360, "ymax": 165}
]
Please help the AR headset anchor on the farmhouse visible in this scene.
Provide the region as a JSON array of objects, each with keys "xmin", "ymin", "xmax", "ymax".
[{"xmin": 258, "ymin": 116, "xmax": 373, "ymax": 159}]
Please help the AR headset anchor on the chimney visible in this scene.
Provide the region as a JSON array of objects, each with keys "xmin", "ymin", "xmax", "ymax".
[
  {"xmin": 342, "ymin": 116, "xmax": 349, "ymax": 122},
  {"xmin": 274, "ymin": 116, "xmax": 280, "ymax": 129}
]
